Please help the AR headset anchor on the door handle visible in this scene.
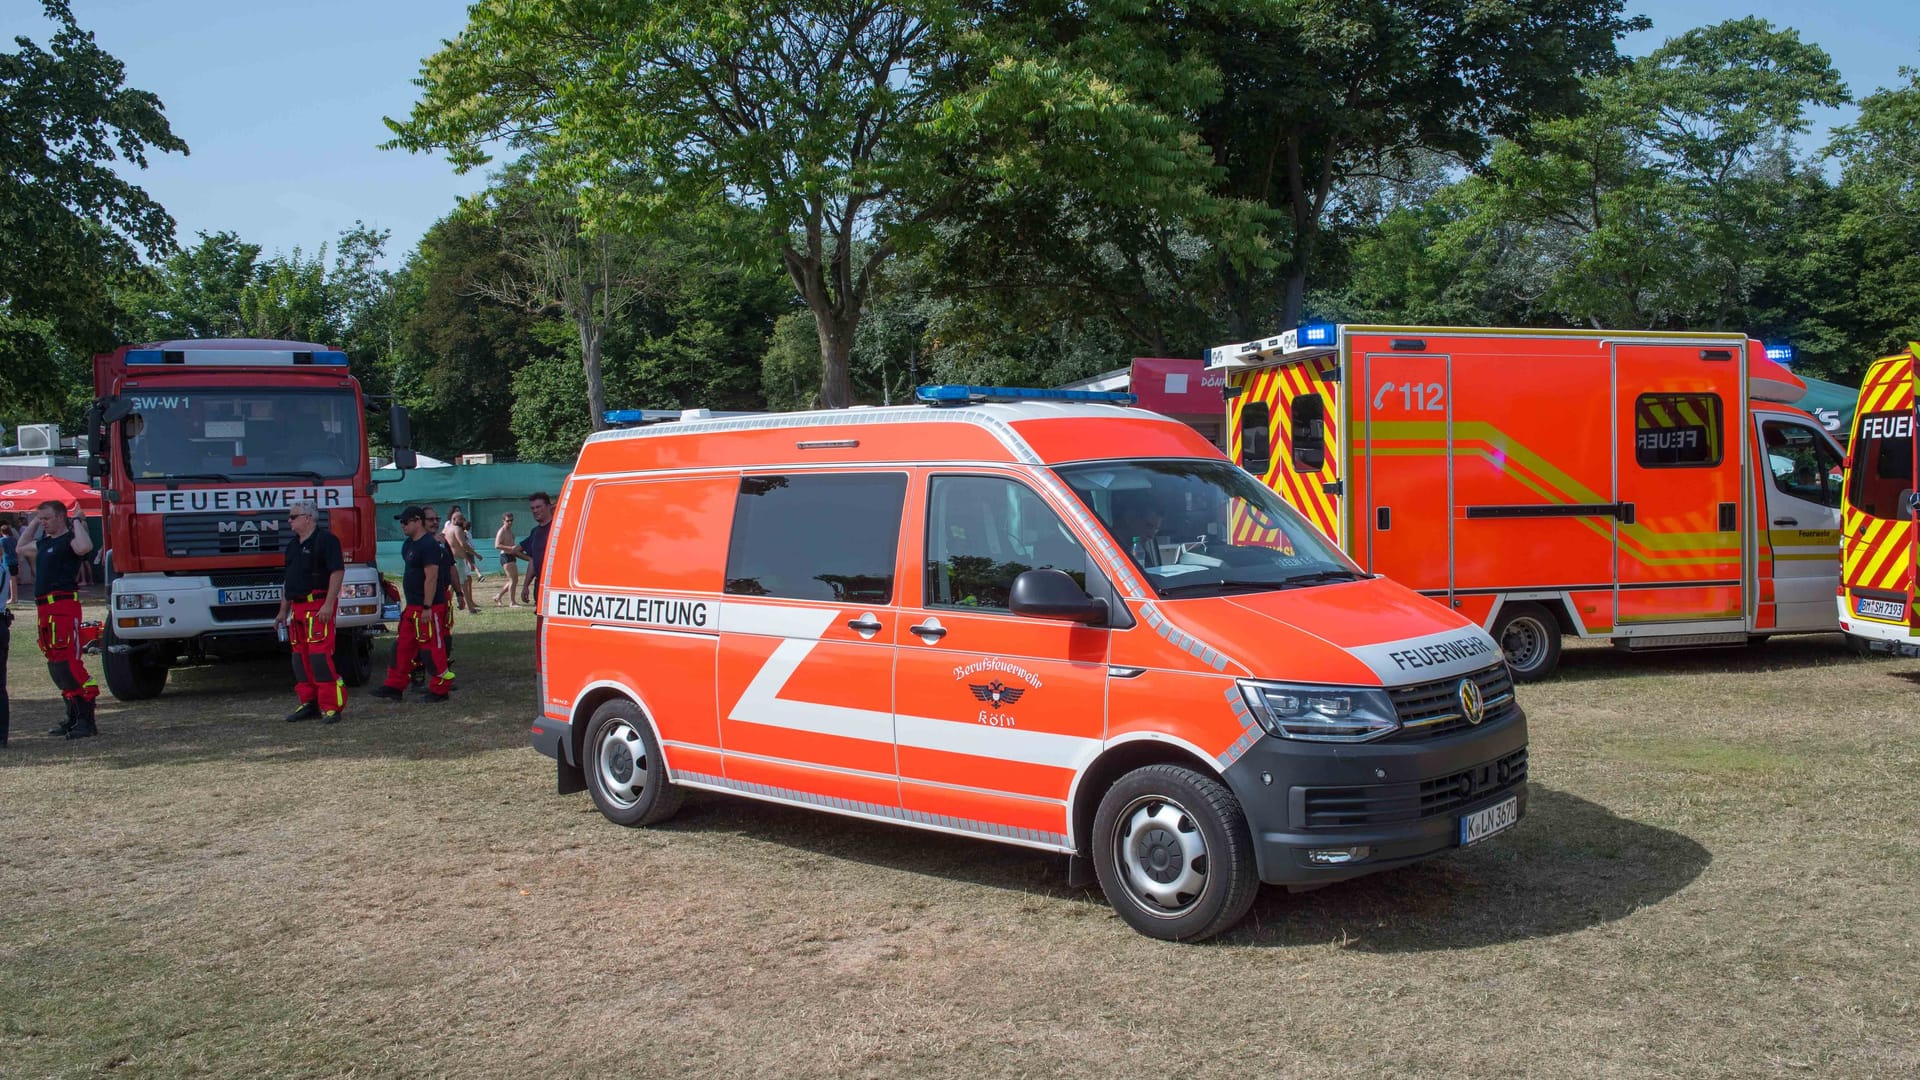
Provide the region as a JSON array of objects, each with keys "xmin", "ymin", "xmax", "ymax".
[
  {"xmin": 1773, "ymin": 517, "xmax": 1798, "ymax": 526},
  {"xmin": 1376, "ymin": 506, "xmax": 1391, "ymax": 531},
  {"xmin": 909, "ymin": 620, "xmax": 947, "ymax": 640},
  {"xmin": 846, "ymin": 616, "xmax": 883, "ymax": 633}
]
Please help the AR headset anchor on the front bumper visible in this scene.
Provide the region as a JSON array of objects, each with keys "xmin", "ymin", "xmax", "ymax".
[
  {"xmin": 108, "ymin": 568, "xmax": 385, "ymax": 639},
  {"xmin": 1221, "ymin": 707, "xmax": 1529, "ymax": 886}
]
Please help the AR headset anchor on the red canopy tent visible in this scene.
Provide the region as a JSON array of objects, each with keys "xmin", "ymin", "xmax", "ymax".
[{"xmin": 0, "ymin": 475, "xmax": 103, "ymax": 517}]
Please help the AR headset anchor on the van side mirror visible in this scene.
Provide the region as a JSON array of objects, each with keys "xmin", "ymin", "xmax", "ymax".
[
  {"xmin": 1291, "ymin": 393, "xmax": 1326, "ymax": 472},
  {"xmin": 389, "ymin": 404, "xmax": 418, "ymax": 471},
  {"xmin": 1009, "ymin": 569, "xmax": 1108, "ymax": 625},
  {"xmin": 83, "ymin": 403, "xmax": 108, "ymax": 484},
  {"xmin": 1900, "ymin": 489, "xmax": 1918, "ymax": 517},
  {"xmin": 1240, "ymin": 401, "xmax": 1271, "ymax": 476}
]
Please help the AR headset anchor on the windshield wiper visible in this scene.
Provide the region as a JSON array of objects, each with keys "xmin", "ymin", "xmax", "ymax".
[
  {"xmin": 245, "ymin": 470, "xmax": 330, "ymax": 483},
  {"xmin": 155, "ymin": 473, "xmax": 235, "ymax": 484},
  {"xmin": 1275, "ymin": 569, "xmax": 1367, "ymax": 587},
  {"xmin": 1157, "ymin": 579, "xmax": 1288, "ymax": 597}
]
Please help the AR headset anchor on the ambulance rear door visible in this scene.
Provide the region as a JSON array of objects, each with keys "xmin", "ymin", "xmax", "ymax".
[
  {"xmin": 1613, "ymin": 342, "xmax": 1747, "ymax": 635},
  {"xmin": 1359, "ymin": 339, "xmax": 1451, "ymax": 595},
  {"xmin": 1752, "ymin": 410, "xmax": 1843, "ymax": 631}
]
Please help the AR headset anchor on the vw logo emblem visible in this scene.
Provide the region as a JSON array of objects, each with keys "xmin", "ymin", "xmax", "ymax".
[{"xmin": 1457, "ymin": 678, "xmax": 1486, "ymax": 725}]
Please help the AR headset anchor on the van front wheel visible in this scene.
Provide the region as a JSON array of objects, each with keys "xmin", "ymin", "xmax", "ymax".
[
  {"xmin": 1092, "ymin": 764, "xmax": 1258, "ymax": 942},
  {"xmin": 583, "ymin": 700, "xmax": 684, "ymax": 827}
]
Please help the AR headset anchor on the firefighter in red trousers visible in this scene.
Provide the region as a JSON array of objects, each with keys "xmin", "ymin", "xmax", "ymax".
[
  {"xmin": 374, "ymin": 507, "xmax": 451, "ymax": 704},
  {"xmin": 275, "ymin": 498, "xmax": 347, "ymax": 723},
  {"xmin": 16, "ymin": 500, "xmax": 99, "ymax": 739}
]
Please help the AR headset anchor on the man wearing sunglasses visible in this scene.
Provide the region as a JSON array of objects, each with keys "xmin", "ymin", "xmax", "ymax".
[{"xmin": 275, "ymin": 499, "xmax": 347, "ymax": 723}]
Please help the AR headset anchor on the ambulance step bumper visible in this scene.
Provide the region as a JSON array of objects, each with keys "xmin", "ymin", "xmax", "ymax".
[{"xmin": 1613, "ymin": 632, "xmax": 1749, "ymax": 650}]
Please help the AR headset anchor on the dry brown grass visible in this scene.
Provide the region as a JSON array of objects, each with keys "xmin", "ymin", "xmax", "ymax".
[{"xmin": 3, "ymin": 607, "xmax": 1917, "ymax": 1078}]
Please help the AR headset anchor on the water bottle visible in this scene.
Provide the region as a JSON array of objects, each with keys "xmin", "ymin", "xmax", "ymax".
[
  {"xmin": 275, "ymin": 621, "xmax": 289, "ymax": 643},
  {"xmin": 1130, "ymin": 536, "xmax": 1146, "ymax": 564}
]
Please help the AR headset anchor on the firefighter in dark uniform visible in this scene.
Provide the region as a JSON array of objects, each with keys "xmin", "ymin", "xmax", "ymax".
[
  {"xmin": 275, "ymin": 499, "xmax": 347, "ymax": 723},
  {"xmin": 16, "ymin": 499, "xmax": 100, "ymax": 739},
  {"xmin": 421, "ymin": 506, "xmax": 458, "ymax": 679},
  {"xmin": 373, "ymin": 507, "xmax": 451, "ymax": 704}
]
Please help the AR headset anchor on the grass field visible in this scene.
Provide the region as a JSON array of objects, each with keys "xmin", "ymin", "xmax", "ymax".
[{"xmin": 3, "ymin": 604, "xmax": 1917, "ymax": 1078}]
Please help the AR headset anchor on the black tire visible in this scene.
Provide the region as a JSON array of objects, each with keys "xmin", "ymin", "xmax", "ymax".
[
  {"xmin": 1091, "ymin": 764, "xmax": 1259, "ymax": 942},
  {"xmin": 101, "ymin": 620, "xmax": 168, "ymax": 701},
  {"xmin": 582, "ymin": 699, "xmax": 684, "ymax": 827},
  {"xmin": 334, "ymin": 629, "xmax": 374, "ymax": 687},
  {"xmin": 1494, "ymin": 601, "xmax": 1562, "ymax": 682}
]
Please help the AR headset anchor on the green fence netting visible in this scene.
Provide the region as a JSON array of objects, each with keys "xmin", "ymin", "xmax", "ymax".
[{"xmin": 371, "ymin": 463, "xmax": 571, "ymax": 570}]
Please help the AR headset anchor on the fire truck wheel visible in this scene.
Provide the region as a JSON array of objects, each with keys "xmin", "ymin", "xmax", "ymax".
[
  {"xmin": 101, "ymin": 622, "xmax": 168, "ymax": 701},
  {"xmin": 1494, "ymin": 602, "xmax": 1561, "ymax": 682},
  {"xmin": 1092, "ymin": 764, "xmax": 1258, "ymax": 942},
  {"xmin": 583, "ymin": 700, "xmax": 684, "ymax": 827}
]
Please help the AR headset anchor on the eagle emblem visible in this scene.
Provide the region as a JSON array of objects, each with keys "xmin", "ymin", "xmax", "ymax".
[{"xmin": 969, "ymin": 680, "xmax": 1026, "ymax": 708}]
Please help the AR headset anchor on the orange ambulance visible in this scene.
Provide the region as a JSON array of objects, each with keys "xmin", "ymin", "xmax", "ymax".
[
  {"xmin": 1213, "ymin": 325, "xmax": 1845, "ymax": 680},
  {"xmin": 1838, "ymin": 343, "xmax": 1920, "ymax": 654},
  {"xmin": 530, "ymin": 387, "xmax": 1529, "ymax": 941}
]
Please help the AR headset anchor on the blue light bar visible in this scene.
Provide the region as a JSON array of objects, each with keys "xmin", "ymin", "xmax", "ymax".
[
  {"xmin": 1297, "ymin": 322, "xmax": 1337, "ymax": 347},
  {"xmin": 604, "ymin": 409, "xmax": 645, "ymax": 424},
  {"xmin": 1765, "ymin": 342, "xmax": 1796, "ymax": 364},
  {"xmin": 124, "ymin": 348, "xmax": 348, "ymax": 366},
  {"xmin": 915, "ymin": 384, "xmax": 1138, "ymax": 406}
]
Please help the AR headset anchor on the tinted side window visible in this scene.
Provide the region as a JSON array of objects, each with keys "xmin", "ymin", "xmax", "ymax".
[
  {"xmin": 1634, "ymin": 393, "xmax": 1723, "ymax": 468},
  {"xmin": 1761, "ymin": 420, "xmax": 1843, "ymax": 509},
  {"xmin": 724, "ymin": 473, "xmax": 906, "ymax": 602},
  {"xmin": 926, "ymin": 475, "xmax": 1086, "ymax": 611}
]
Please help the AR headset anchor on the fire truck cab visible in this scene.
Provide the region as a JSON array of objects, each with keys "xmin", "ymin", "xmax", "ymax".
[
  {"xmin": 1213, "ymin": 325, "xmax": 1844, "ymax": 680},
  {"xmin": 1838, "ymin": 344, "xmax": 1920, "ymax": 654},
  {"xmin": 84, "ymin": 339, "xmax": 402, "ymax": 699}
]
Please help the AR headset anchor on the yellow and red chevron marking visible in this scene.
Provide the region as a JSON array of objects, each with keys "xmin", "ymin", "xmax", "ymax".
[
  {"xmin": 1228, "ymin": 355, "xmax": 1341, "ymax": 547},
  {"xmin": 1855, "ymin": 351, "xmax": 1915, "ymax": 420},
  {"xmin": 1842, "ymin": 505, "xmax": 1914, "ymax": 593}
]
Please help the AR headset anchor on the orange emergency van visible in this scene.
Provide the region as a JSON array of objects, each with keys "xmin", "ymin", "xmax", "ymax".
[
  {"xmin": 1213, "ymin": 325, "xmax": 1845, "ymax": 680},
  {"xmin": 530, "ymin": 387, "xmax": 1529, "ymax": 941},
  {"xmin": 1838, "ymin": 343, "xmax": 1920, "ymax": 655}
]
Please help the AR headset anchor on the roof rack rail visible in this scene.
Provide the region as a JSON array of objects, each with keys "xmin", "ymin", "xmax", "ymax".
[{"xmin": 915, "ymin": 384, "xmax": 1138, "ymax": 407}]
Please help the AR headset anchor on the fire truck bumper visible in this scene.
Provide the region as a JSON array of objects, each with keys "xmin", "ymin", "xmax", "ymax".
[
  {"xmin": 1220, "ymin": 706, "xmax": 1529, "ymax": 887},
  {"xmin": 106, "ymin": 567, "xmax": 386, "ymax": 640}
]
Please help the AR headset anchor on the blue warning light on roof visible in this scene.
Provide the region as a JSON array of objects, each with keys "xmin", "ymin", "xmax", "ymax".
[
  {"xmin": 1764, "ymin": 342, "xmax": 1796, "ymax": 365},
  {"xmin": 915, "ymin": 384, "xmax": 1138, "ymax": 406},
  {"xmin": 1297, "ymin": 322, "xmax": 1337, "ymax": 347}
]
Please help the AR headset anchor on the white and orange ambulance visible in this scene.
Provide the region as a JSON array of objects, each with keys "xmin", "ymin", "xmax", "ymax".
[
  {"xmin": 1212, "ymin": 325, "xmax": 1845, "ymax": 680},
  {"xmin": 530, "ymin": 387, "xmax": 1528, "ymax": 941},
  {"xmin": 1838, "ymin": 343, "xmax": 1920, "ymax": 654}
]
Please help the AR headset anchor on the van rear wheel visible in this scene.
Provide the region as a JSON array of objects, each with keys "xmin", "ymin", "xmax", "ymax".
[
  {"xmin": 1092, "ymin": 764, "xmax": 1258, "ymax": 942},
  {"xmin": 583, "ymin": 700, "xmax": 684, "ymax": 827},
  {"xmin": 1494, "ymin": 602, "xmax": 1562, "ymax": 682}
]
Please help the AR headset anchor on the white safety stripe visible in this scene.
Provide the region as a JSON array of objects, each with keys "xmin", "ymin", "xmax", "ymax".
[{"xmin": 672, "ymin": 770, "xmax": 1071, "ymax": 851}]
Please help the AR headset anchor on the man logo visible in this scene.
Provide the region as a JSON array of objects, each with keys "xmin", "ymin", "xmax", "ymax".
[
  {"xmin": 1458, "ymin": 677, "xmax": 1486, "ymax": 725},
  {"xmin": 969, "ymin": 680, "xmax": 1026, "ymax": 708}
]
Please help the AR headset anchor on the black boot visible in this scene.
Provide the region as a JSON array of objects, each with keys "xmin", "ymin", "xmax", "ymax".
[
  {"xmin": 48, "ymin": 696, "xmax": 76, "ymax": 737},
  {"xmin": 66, "ymin": 698, "xmax": 97, "ymax": 740},
  {"xmin": 285, "ymin": 701, "xmax": 321, "ymax": 723}
]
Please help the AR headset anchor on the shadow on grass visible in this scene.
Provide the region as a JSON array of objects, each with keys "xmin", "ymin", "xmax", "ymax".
[
  {"xmin": 0, "ymin": 625, "xmax": 537, "ymax": 769},
  {"xmin": 648, "ymin": 783, "xmax": 1707, "ymax": 951},
  {"xmin": 1546, "ymin": 632, "xmax": 1877, "ymax": 683}
]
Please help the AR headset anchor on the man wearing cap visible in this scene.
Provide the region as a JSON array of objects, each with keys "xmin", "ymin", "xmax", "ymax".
[
  {"xmin": 16, "ymin": 500, "xmax": 100, "ymax": 739},
  {"xmin": 373, "ymin": 507, "xmax": 451, "ymax": 704},
  {"xmin": 276, "ymin": 499, "xmax": 346, "ymax": 723}
]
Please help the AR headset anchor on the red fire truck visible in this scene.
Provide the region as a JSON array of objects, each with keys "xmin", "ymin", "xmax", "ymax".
[{"xmin": 83, "ymin": 339, "xmax": 415, "ymax": 700}]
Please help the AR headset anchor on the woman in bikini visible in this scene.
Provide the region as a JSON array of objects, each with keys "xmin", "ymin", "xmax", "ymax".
[{"xmin": 492, "ymin": 513, "xmax": 521, "ymax": 607}]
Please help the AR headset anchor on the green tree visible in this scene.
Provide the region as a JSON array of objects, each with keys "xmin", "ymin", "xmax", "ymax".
[
  {"xmin": 118, "ymin": 231, "xmax": 261, "ymax": 340},
  {"xmin": 1820, "ymin": 63, "xmax": 1920, "ymax": 375},
  {"xmin": 0, "ymin": 0, "xmax": 187, "ymax": 414}
]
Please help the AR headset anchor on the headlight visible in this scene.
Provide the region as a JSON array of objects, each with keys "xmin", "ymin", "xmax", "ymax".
[
  {"xmin": 115, "ymin": 593, "xmax": 159, "ymax": 610},
  {"xmin": 342, "ymin": 583, "xmax": 378, "ymax": 599},
  {"xmin": 1238, "ymin": 680, "xmax": 1399, "ymax": 742}
]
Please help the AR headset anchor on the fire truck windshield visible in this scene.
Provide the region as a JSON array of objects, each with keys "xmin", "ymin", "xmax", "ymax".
[
  {"xmin": 1846, "ymin": 411, "xmax": 1915, "ymax": 520},
  {"xmin": 120, "ymin": 388, "xmax": 362, "ymax": 482}
]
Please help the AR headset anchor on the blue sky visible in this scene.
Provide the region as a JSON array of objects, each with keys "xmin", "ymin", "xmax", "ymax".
[{"xmin": 6, "ymin": 1, "xmax": 1917, "ymax": 267}]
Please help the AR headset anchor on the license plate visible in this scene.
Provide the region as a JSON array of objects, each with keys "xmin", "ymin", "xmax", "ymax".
[
  {"xmin": 1854, "ymin": 595, "xmax": 1905, "ymax": 621},
  {"xmin": 217, "ymin": 586, "xmax": 282, "ymax": 604},
  {"xmin": 1460, "ymin": 796, "xmax": 1520, "ymax": 846}
]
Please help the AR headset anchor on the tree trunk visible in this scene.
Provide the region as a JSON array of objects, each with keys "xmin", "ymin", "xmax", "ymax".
[
  {"xmin": 579, "ymin": 317, "xmax": 609, "ymax": 431},
  {"xmin": 815, "ymin": 311, "xmax": 856, "ymax": 409},
  {"xmin": 1282, "ymin": 270, "xmax": 1306, "ymax": 330}
]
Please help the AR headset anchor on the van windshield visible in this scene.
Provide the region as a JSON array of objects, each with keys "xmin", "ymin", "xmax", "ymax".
[
  {"xmin": 1056, "ymin": 459, "xmax": 1362, "ymax": 598},
  {"xmin": 1847, "ymin": 411, "xmax": 1914, "ymax": 520}
]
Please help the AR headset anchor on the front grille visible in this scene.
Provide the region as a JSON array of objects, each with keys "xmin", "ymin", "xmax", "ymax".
[
  {"xmin": 1386, "ymin": 663, "xmax": 1518, "ymax": 741},
  {"xmin": 161, "ymin": 510, "xmax": 329, "ymax": 558},
  {"xmin": 1300, "ymin": 747, "xmax": 1527, "ymax": 828},
  {"xmin": 210, "ymin": 602, "xmax": 281, "ymax": 623}
]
